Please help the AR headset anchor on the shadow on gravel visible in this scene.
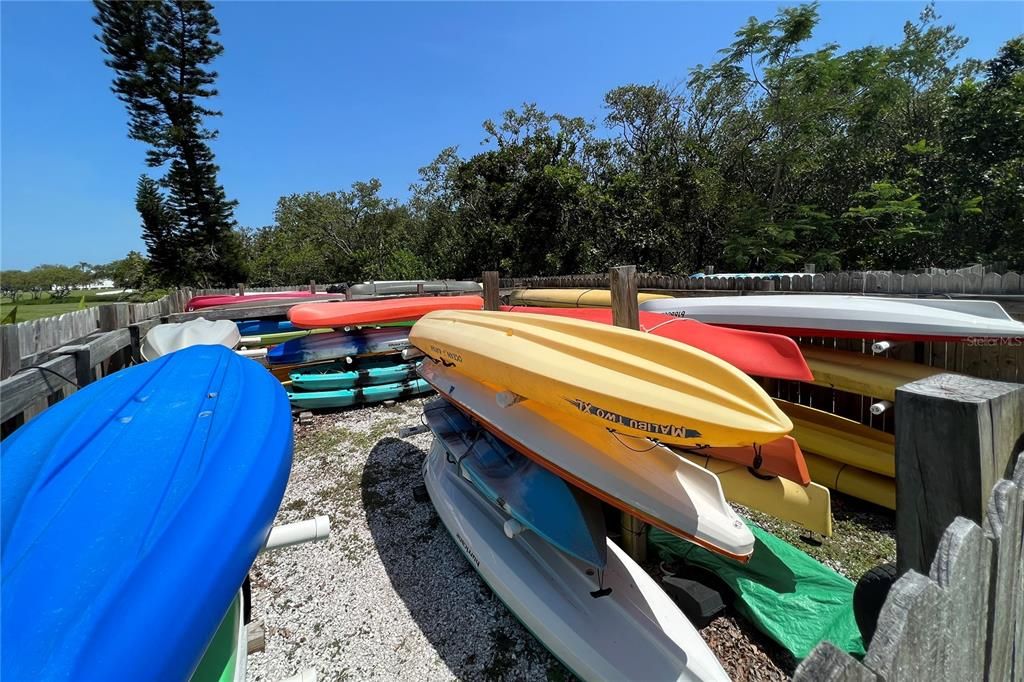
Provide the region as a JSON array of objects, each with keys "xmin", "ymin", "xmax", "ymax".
[{"xmin": 362, "ymin": 437, "xmax": 567, "ymax": 680}]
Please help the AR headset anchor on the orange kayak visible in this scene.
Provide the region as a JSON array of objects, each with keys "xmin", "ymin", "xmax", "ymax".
[
  {"xmin": 673, "ymin": 436, "xmax": 811, "ymax": 486},
  {"xmin": 290, "ymin": 295, "xmax": 483, "ymax": 329}
]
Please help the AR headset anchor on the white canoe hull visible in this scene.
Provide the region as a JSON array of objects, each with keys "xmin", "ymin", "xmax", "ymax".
[
  {"xmin": 640, "ymin": 295, "xmax": 1024, "ymax": 341},
  {"xmin": 142, "ymin": 318, "xmax": 242, "ymax": 360},
  {"xmin": 423, "ymin": 439, "xmax": 730, "ymax": 682},
  {"xmin": 420, "ymin": 361, "xmax": 753, "ymax": 560}
]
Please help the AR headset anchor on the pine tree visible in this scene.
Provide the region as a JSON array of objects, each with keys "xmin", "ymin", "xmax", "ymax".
[
  {"xmin": 135, "ymin": 174, "xmax": 181, "ymax": 284},
  {"xmin": 94, "ymin": 0, "xmax": 245, "ymax": 285}
]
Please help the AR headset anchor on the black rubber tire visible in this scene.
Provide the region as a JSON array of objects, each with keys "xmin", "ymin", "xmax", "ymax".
[{"xmin": 853, "ymin": 562, "xmax": 898, "ymax": 646}]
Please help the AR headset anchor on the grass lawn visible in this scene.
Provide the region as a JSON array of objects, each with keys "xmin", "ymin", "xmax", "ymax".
[{"xmin": 1, "ymin": 301, "xmax": 104, "ymax": 322}]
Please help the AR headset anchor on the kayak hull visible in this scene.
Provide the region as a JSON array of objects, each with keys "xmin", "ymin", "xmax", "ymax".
[
  {"xmin": 424, "ymin": 439, "xmax": 730, "ymax": 682},
  {"xmin": 419, "ymin": 362, "xmax": 754, "ymax": 561},
  {"xmin": 507, "ymin": 288, "xmax": 671, "ymax": 308},
  {"xmin": 505, "ymin": 306, "xmax": 813, "ymax": 382},
  {"xmin": 640, "ymin": 295, "xmax": 1024, "ymax": 341},
  {"xmin": 290, "ymin": 360, "xmax": 421, "ymax": 391},
  {"xmin": 287, "ymin": 378, "xmax": 431, "ymax": 409},
  {"xmin": 423, "ymin": 398, "xmax": 607, "ymax": 568},
  {"xmin": 1, "ymin": 346, "xmax": 291, "ymax": 681},
  {"xmin": 346, "ymin": 279, "xmax": 482, "ymax": 299},
  {"xmin": 268, "ymin": 327, "xmax": 410, "ymax": 366},
  {"xmin": 290, "ymin": 295, "xmax": 484, "ymax": 329}
]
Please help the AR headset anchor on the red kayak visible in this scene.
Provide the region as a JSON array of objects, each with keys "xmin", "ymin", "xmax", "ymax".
[
  {"xmin": 289, "ymin": 295, "xmax": 483, "ymax": 329},
  {"xmin": 187, "ymin": 292, "xmax": 341, "ymax": 311},
  {"xmin": 503, "ymin": 306, "xmax": 813, "ymax": 382},
  {"xmin": 674, "ymin": 436, "xmax": 811, "ymax": 486}
]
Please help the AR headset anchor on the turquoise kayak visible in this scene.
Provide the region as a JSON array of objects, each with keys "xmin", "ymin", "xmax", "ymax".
[
  {"xmin": 288, "ymin": 378, "xmax": 432, "ymax": 409},
  {"xmin": 290, "ymin": 360, "xmax": 420, "ymax": 391}
]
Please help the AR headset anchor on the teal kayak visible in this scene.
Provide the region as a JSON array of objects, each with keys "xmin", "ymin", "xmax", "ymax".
[
  {"xmin": 288, "ymin": 378, "xmax": 432, "ymax": 410},
  {"xmin": 290, "ymin": 361, "xmax": 420, "ymax": 391}
]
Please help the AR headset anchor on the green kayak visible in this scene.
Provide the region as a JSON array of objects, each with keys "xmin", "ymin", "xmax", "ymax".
[
  {"xmin": 288, "ymin": 378, "xmax": 432, "ymax": 410},
  {"xmin": 290, "ymin": 360, "xmax": 420, "ymax": 391}
]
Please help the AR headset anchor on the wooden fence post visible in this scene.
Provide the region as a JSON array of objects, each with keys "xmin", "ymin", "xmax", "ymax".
[
  {"xmin": 238, "ymin": 282, "xmax": 246, "ymax": 296},
  {"xmin": 98, "ymin": 303, "xmax": 132, "ymax": 373},
  {"xmin": 895, "ymin": 373, "xmax": 1024, "ymax": 574},
  {"xmin": 609, "ymin": 265, "xmax": 646, "ymax": 561},
  {"xmin": 416, "ymin": 282, "xmax": 426, "ymax": 296},
  {"xmin": 482, "ymin": 271, "xmax": 500, "ymax": 311},
  {"xmin": 804, "ymin": 263, "xmax": 816, "ymax": 274},
  {"xmin": 1, "ymin": 324, "xmax": 21, "ymax": 380},
  {"xmin": 309, "ymin": 280, "xmax": 317, "ymax": 294}
]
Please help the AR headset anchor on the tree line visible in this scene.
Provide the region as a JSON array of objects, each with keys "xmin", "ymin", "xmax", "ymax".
[
  {"xmin": 0, "ymin": 253, "xmax": 148, "ymax": 301},
  {"xmin": 96, "ymin": 3, "xmax": 1024, "ymax": 286}
]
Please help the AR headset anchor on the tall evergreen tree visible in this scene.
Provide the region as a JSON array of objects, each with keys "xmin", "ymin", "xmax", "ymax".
[
  {"xmin": 135, "ymin": 174, "xmax": 180, "ymax": 283},
  {"xmin": 94, "ymin": 0, "xmax": 245, "ymax": 285}
]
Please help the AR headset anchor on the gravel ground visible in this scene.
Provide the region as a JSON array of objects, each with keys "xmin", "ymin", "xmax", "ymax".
[{"xmin": 248, "ymin": 399, "xmax": 894, "ymax": 681}]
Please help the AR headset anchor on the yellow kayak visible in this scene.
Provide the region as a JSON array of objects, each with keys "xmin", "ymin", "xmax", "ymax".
[
  {"xmin": 804, "ymin": 453, "xmax": 895, "ymax": 510},
  {"xmin": 800, "ymin": 346, "xmax": 949, "ymax": 401},
  {"xmin": 776, "ymin": 400, "xmax": 894, "ymax": 477},
  {"xmin": 507, "ymin": 288, "xmax": 672, "ymax": 308},
  {"xmin": 680, "ymin": 453, "xmax": 833, "ymax": 536},
  {"xmin": 411, "ymin": 311, "xmax": 792, "ymax": 447}
]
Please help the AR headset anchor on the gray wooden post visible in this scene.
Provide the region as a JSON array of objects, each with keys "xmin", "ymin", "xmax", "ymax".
[
  {"xmin": 895, "ymin": 373, "xmax": 1024, "ymax": 574},
  {"xmin": 482, "ymin": 271, "xmax": 500, "ymax": 311},
  {"xmin": 308, "ymin": 280, "xmax": 317, "ymax": 294},
  {"xmin": 804, "ymin": 263, "xmax": 816, "ymax": 274},
  {"xmin": 98, "ymin": 303, "xmax": 132, "ymax": 373},
  {"xmin": 237, "ymin": 282, "xmax": 246, "ymax": 296},
  {"xmin": 703, "ymin": 265, "xmax": 715, "ymax": 276},
  {"xmin": 416, "ymin": 282, "xmax": 425, "ymax": 296},
  {"xmin": 1, "ymin": 324, "xmax": 21, "ymax": 380},
  {"xmin": 610, "ymin": 265, "xmax": 645, "ymax": 561}
]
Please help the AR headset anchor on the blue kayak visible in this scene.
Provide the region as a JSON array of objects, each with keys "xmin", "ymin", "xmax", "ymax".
[
  {"xmin": 290, "ymin": 359, "xmax": 421, "ymax": 391},
  {"xmin": 423, "ymin": 398, "xmax": 606, "ymax": 568},
  {"xmin": 1, "ymin": 345, "xmax": 292, "ymax": 681},
  {"xmin": 268, "ymin": 327, "xmax": 410, "ymax": 366},
  {"xmin": 236, "ymin": 319, "xmax": 296, "ymax": 335},
  {"xmin": 288, "ymin": 378, "xmax": 431, "ymax": 410}
]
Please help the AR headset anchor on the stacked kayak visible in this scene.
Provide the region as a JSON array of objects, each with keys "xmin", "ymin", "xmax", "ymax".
[
  {"xmin": 346, "ymin": 279, "xmax": 482, "ymax": 299},
  {"xmin": 141, "ymin": 318, "xmax": 241, "ymax": 360},
  {"xmin": 268, "ymin": 327, "xmax": 410, "ymax": 366},
  {"xmin": 639, "ymin": 294, "xmax": 1024, "ymax": 341},
  {"xmin": 288, "ymin": 355, "xmax": 430, "ymax": 410},
  {"xmin": 187, "ymin": 291, "xmax": 342, "ymax": 311},
  {"xmin": 1, "ymin": 345, "xmax": 292, "ymax": 681},
  {"xmin": 507, "ymin": 288, "xmax": 671, "ymax": 308},
  {"xmin": 290, "ymin": 294, "xmax": 484, "ymax": 329}
]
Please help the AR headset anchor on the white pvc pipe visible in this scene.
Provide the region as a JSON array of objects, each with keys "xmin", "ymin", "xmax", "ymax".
[
  {"xmin": 401, "ymin": 347, "xmax": 426, "ymax": 361},
  {"xmin": 871, "ymin": 340, "xmax": 898, "ymax": 354},
  {"xmin": 239, "ymin": 335, "xmax": 261, "ymax": 345},
  {"xmin": 261, "ymin": 516, "xmax": 330, "ymax": 553},
  {"xmin": 278, "ymin": 669, "xmax": 317, "ymax": 682},
  {"xmin": 870, "ymin": 400, "xmax": 893, "ymax": 416},
  {"xmin": 236, "ymin": 348, "xmax": 268, "ymax": 359}
]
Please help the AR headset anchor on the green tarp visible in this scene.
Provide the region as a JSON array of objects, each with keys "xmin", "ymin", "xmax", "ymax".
[{"xmin": 649, "ymin": 522, "xmax": 865, "ymax": 660}]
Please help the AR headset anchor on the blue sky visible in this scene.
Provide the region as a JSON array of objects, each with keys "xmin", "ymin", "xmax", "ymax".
[{"xmin": 2, "ymin": 2, "xmax": 1021, "ymax": 270}]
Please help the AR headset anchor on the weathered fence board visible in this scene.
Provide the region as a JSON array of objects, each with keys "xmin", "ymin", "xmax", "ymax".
[
  {"xmin": 0, "ymin": 355, "xmax": 77, "ymax": 423},
  {"xmin": 795, "ymin": 453, "xmax": 1023, "ymax": 682}
]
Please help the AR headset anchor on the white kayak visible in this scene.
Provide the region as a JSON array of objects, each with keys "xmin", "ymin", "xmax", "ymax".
[
  {"xmin": 640, "ymin": 294, "xmax": 1024, "ymax": 341},
  {"xmin": 423, "ymin": 439, "xmax": 731, "ymax": 682},
  {"xmin": 419, "ymin": 361, "xmax": 754, "ymax": 561},
  {"xmin": 141, "ymin": 318, "xmax": 241, "ymax": 360}
]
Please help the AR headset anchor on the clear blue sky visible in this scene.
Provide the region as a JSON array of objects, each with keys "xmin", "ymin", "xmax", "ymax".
[{"xmin": 2, "ymin": 1, "xmax": 1021, "ymax": 270}]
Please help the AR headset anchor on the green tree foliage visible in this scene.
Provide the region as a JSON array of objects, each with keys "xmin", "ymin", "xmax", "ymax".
[
  {"xmin": 243, "ymin": 3, "xmax": 1024, "ymax": 281},
  {"xmin": 94, "ymin": 0, "xmax": 244, "ymax": 286}
]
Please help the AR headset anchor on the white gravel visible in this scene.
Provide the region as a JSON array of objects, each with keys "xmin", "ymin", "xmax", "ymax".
[{"xmin": 247, "ymin": 399, "xmax": 565, "ymax": 681}]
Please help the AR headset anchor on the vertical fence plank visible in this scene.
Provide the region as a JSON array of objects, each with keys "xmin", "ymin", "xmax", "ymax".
[{"xmin": 482, "ymin": 271, "xmax": 500, "ymax": 311}]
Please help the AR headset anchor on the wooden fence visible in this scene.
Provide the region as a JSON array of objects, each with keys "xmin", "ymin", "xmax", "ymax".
[{"xmin": 795, "ymin": 450, "xmax": 1023, "ymax": 682}]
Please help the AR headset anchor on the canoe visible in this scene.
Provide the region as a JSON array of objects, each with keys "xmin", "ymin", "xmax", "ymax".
[
  {"xmin": 1, "ymin": 346, "xmax": 291, "ymax": 681},
  {"xmin": 287, "ymin": 378, "xmax": 431, "ymax": 410},
  {"xmin": 507, "ymin": 288, "xmax": 671, "ymax": 308},
  {"xmin": 187, "ymin": 292, "xmax": 342, "ymax": 311},
  {"xmin": 674, "ymin": 436, "xmax": 810, "ymax": 486},
  {"xmin": 680, "ymin": 453, "xmax": 833, "ymax": 536},
  {"xmin": 141, "ymin": 318, "xmax": 241, "ymax": 360},
  {"xmin": 346, "ymin": 280, "xmax": 482, "ymax": 299},
  {"xmin": 419, "ymin": 362, "xmax": 754, "ymax": 561},
  {"xmin": 411, "ymin": 310, "xmax": 792, "ymax": 447},
  {"xmin": 800, "ymin": 346, "xmax": 948, "ymax": 400},
  {"xmin": 504, "ymin": 306, "xmax": 813, "ymax": 381},
  {"xmin": 190, "ymin": 587, "xmax": 247, "ymax": 682},
  {"xmin": 776, "ymin": 400, "xmax": 895, "ymax": 477},
  {"xmin": 804, "ymin": 453, "xmax": 895, "ymax": 510},
  {"xmin": 423, "ymin": 398, "xmax": 607, "ymax": 567},
  {"xmin": 268, "ymin": 327, "xmax": 410, "ymax": 366},
  {"xmin": 424, "ymin": 439, "xmax": 731, "ymax": 682},
  {"xmin": 639, "ymin": 294, "xmax": 1024, "ymax": 341},
  {"xmin": 290, "ymin": 295, "xmax": 484, "ymax": 329},
  {"xmin": 290, "ymin": 360, "xmax": 420, "ymax": 391},
  {"xmin": 236, "ymin": 319, "xmax": 296, "ymax": 335}
]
